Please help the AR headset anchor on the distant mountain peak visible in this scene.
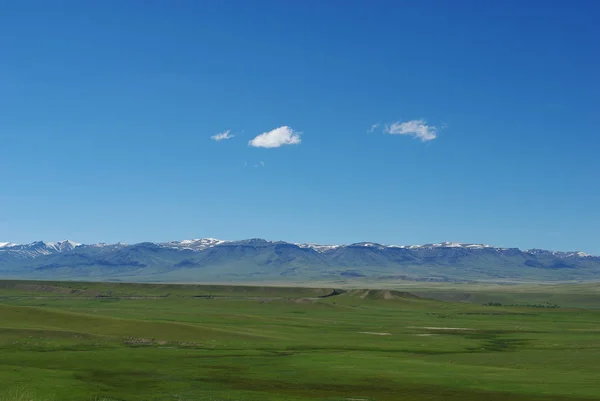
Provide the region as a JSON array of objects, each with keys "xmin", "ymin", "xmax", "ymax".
[
  {"xmin": 350, "ymin": 242, "xmax": 385, "ymax": 247},
  {"xmin": 44, "ymin": 240, "xmax": 81, "ymax": 251},
  {"xmin": 417, "ymin": 242, "xmax": 493, "ymax": 249},
  {"xmin": 296, "ymin": 243, "xmax": 341, "ymax": 253},
  {"xmin": 228, "ymin": 238, "xmax": 283, "ymax": 246},
  {"xmin": 28, "ymin": 239, "xmax": 80, "ymax": 247},
  {"xmin": 162, "ymin": 238, "xmax": 226, "ymax": 250},
  {"xmin": 525, "ymin": 248, "xmax": 591, "ymax": 258}
]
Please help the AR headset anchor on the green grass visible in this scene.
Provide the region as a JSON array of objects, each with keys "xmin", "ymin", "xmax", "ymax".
[
  {"xmin": 1, "ymin": 280, "xmax": 600, "ymax": 400},
  {"xmin": 396, "ymin": 281, "xmax": 600, "ymax": 309}
]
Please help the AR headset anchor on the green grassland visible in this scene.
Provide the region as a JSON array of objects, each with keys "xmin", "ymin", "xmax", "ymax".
[
  {"xmin": 383, "ymin": 281, "xmax": 600, "ymax": 309},
  {"xmin": 1, "ymin": 280, "xmax": 600, "ymax": 401}
]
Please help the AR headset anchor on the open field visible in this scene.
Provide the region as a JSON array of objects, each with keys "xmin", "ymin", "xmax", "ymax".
[
  {"xmin": 375, "ymin": 281, "xmax": 600, "ymax": 309},
  {"xmin": 1, "ymin": 280, "xmax": 600, "ymax": 400}
]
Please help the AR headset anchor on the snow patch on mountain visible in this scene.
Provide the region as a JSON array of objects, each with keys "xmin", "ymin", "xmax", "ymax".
[
  {"xmin": 45, "ymin": 240, "xmax": 81, "ymax": 252},
  {"xmin": 464, "ymin": 244, "xmax": 492, "ymax": 249},
  {"xmin": 525, "ymin": 249, "xmax": 591, "ymax": 258},
  {"xmin": 348, "ymin": 242, "xmax": 387, "ymax": 250},
  {"xmin": 162, "ymin": 238, "xmax": 227, "ymax": 250},
  {"xmin": 297, "ymin": 243, "xmax": 341, "ymax": 253},
  {"xmin": 420, "ymin": 242, "xmax": 494, "ymax": 249},
  {"xmin": 0, "ymin": 240, "xmax": 81, "ymax": 258},
  {"xmin": 389, "ymin": 242, "xmax": 492, "ymax": 250}
]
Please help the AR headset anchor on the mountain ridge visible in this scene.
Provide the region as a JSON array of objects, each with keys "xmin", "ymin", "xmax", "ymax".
[
  {"xmin": 0, "ymin": 238, "xmax": 598, "ymax": 283},
  {"xmin": 0, "ymin": 238, "xmax": 594, "ymax": 257}
]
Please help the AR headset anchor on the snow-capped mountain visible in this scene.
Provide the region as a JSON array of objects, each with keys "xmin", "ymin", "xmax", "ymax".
[
  {"xmin": 0, "ymin": 238, "xmax": 598, "ymax": 283},
  {"xmin": 524, "ymin": 249, "xmax": 591, "ymax": 258},
  {"xmin": 0, "ymin": 240, "xmax": 81, "ymax": 258},
  {"xmin": 161, "ymin": 238, "xmax": 226, "ymax": 251},
  {"xmin": 0, "ymin": 238, "xmax": 594, "ymax": 258},
  {"xmin": 297, "ymin": 243, "xmax": 341, "ymax": 253}
]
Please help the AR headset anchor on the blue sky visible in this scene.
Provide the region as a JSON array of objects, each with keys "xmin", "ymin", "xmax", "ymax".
[{"xmin": 1, "ymin": 0, "xmax": 599, "ymax": 253}]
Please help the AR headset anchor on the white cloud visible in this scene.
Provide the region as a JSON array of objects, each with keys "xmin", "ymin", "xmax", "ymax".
[
  {"xmin": 384, "ymin": 120, "xmax": 438, "ymax": 141},
  {"xmin": 368, "ymin": 123, "xmax": 379, "ymax": 133},
  {"xmin": 248, "ymin": 126, "xmax": 301, "ymax": 148},
  {"xmin": 211, "ymin": 130, "xmax": 234, "ymax": 141}
]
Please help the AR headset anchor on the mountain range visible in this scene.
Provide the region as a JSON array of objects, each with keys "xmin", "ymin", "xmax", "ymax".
[{"xmin": 0, "ymin": 238, "xmax": 598, "ymax": 283}]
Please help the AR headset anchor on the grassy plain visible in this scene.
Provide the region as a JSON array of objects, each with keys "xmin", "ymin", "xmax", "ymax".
[{"xmin": 0, "ymin": 280, "xmax": 599, "ymax": 401}]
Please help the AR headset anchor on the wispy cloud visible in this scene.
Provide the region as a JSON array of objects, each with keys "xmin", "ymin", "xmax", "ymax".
[
  {"xmin": 384, "ymin": 120, "xmax": 438, "ymax": 141},
  {"xmin": 245, "ymin": 160, "xmax": 265, "ymax": 168},
  {"xmin": 367, "ymin": 123, "xmax": 379, "ymax": 133},
  {"xmin": 211, "ymin": 130, "xmax": 234, "ymax": 141},
  {"xmin": 249, "ymin": 126, "xmax": 301, "ymax": 148}
]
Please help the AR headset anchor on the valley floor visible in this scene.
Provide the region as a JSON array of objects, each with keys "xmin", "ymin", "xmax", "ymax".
[{"xmin": 1, "ymin": 280, "xmax": 600, "ymax": 401}]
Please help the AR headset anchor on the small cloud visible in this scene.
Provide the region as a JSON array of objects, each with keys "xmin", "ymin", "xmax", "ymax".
[
  {"xmin": 249, "ymin": 126, "xmax": 301, "ymax": 148},
  {"xmin": 384, "ymin": 120, "xmax": 438, "ymax": 141},
  {"xmin": 367, "ymin": 123, "xmax": 379, "ymax": 133},
  {"xmin": 260, "ymin": 161, "xmax": 265, "ymax": 167},
  {"xmin": 211, "ymin": 130, "xmax": 234, "ymax": 141}
]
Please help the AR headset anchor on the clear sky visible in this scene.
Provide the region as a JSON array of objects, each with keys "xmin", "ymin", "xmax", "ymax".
[{"xmin": 1, "ymin": 0, "xmax": 599, "ymax": 253}]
